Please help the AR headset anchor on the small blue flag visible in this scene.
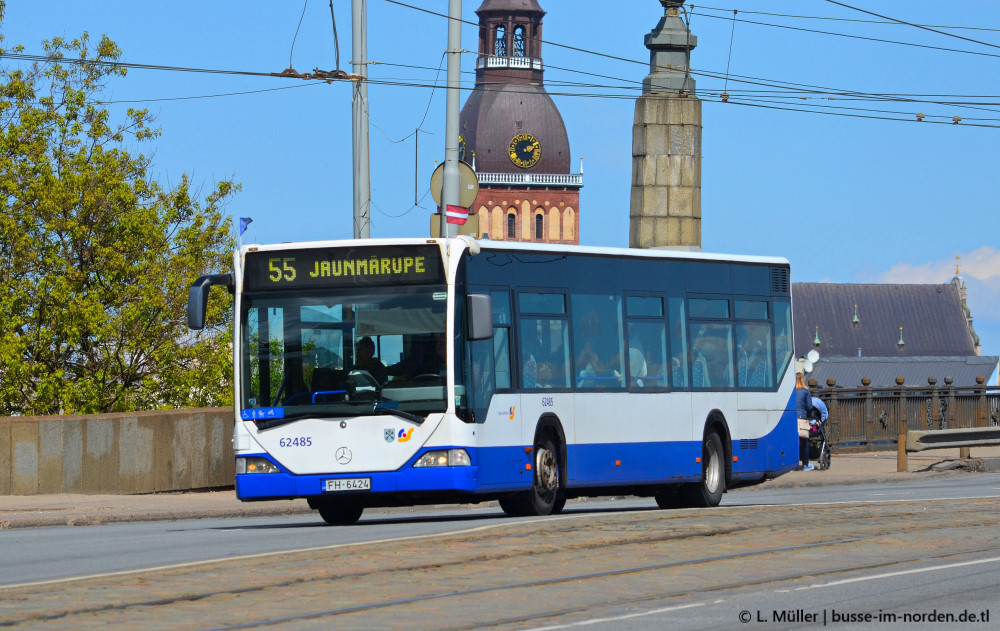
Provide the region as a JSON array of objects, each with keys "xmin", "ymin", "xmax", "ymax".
[{"xmin": 239, "ymin": 217, "xmax": 253, "ymax": 236}]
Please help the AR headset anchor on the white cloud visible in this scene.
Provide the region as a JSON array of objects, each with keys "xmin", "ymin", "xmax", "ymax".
[
  {"xmin": 868, "ymin": 248, "xmax": 1000, "ymax": 357},
  {"xmin": 875, "ymin": 247, "xmax": 1000, "ymax": 285}
]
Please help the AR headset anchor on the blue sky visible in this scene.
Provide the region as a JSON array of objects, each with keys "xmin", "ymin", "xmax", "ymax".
[{"xmin": 4, "ymin": 1, "xmax": 999, "ymax": 368}]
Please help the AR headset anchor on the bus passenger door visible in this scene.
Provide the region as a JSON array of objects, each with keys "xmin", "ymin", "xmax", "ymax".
[{"xmin": 467, "ymin": 287, "xmax": 527, "ymax": 487}]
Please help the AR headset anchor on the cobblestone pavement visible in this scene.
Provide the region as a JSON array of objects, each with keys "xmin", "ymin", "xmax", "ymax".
[{"xmin": 3, "ymin": 492, "xmax": 999, "ymax": 629}]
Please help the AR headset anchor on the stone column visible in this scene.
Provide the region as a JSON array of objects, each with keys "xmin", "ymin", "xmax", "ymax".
[{"xmin": 629, "ymin": 0, "xmax": 702, "ymax": 251}]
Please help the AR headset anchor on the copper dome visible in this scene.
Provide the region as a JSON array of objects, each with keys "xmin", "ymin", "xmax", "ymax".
[{"xmin": 460, "ymin": 83, "xmax": 570, "ymax": 174}]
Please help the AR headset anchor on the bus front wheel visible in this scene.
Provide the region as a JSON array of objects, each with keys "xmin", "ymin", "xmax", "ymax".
[
  {"xmin": 316, "ymin": 500, "xmax": 364, "ymax": 525},
  {"xmin": 499, "ymin": 436, "xmax": 565, "ymax": 517},
  {"xmin": 682, "ymin": 430, "xmax": 726, "ymax": 508}
]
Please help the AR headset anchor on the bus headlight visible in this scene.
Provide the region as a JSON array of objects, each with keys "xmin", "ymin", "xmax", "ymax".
[
  {"xmin": 236, "ymin": 457, "xmax": 281, "ymax": 474},
  {"xmin": 413, "ymin": 449, "xmax": 471, "ymax": 467}
]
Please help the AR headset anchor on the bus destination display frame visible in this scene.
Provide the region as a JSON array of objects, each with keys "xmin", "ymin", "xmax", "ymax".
[{"xmin": 243, "ymin": 245, "xmax": 444, "ymax": 291}]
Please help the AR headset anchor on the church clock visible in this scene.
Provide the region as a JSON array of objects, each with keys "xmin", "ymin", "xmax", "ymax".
[{"xmin": 508, "ymin": 132, "xmax": 541, "ymax": 168}]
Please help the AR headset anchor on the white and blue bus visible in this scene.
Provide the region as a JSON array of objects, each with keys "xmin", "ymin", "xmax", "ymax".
[{"xmin": 188, "ymin": 237, "xmax": 798, "ymax": 524}]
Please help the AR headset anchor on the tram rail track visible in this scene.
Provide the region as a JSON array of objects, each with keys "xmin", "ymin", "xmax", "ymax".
[{"xmin": 2, "ymin": 498, "xmax": 999, "ymax": 630}]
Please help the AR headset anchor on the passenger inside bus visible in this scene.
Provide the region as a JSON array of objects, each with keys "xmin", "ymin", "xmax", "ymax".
[
  {"xmin": 628, "ymin": 346, "xmax": 647, "ymax": 387},
  {"xmin": 387, "ymin": 334, "xmax": 446, "ymax": 382},
  {"xmin": 522, "ymin": 319, "xmax": 569, "ymax": 388},
  {"xmin": 310, "ymin": 349, "xmax": 345, "ymax": 399},
  {"xmin": 353, "ymin": 336, "xmax": 388, "ymax": 385}
]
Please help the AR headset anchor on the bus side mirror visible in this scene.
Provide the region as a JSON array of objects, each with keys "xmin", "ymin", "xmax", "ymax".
[
  {"xmin": 187, "ymin": 273, "xmax": 233, "ymax": 331},
  {"xmin": 467, "ymin": 293, "xmax": 493, "ymax": 341}
]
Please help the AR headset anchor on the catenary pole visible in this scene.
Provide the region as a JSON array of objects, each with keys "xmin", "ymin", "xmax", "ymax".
[
  {"xmin": 441, "ymin": 0, "xmax": 462, "ymax": 238},
  {"xmin": 352, "ymin": 0, "xmax": 371, "ymax": 238}
]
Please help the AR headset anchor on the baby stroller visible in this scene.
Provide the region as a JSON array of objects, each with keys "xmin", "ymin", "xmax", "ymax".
[{"xmin": 807, "ymin": 405, "xmax": 831, "ymax": 470}]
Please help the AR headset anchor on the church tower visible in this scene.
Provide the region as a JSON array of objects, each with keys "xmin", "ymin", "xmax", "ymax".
[{"xmin": 460, "ymin": 0, "xmax": 582, "ymax": 244}]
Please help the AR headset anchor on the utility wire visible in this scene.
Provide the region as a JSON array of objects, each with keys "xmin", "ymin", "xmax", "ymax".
[
  {"xmin": 329, "ymin": 0, "xmax": 341, "ymax": 71},
  {"xmin": 690, "ymin": 10, "xmax": 1000, "ymax": 60},
  {"xmin": 6, "ymin": 4, "xmax": 998, "ymax": 129},
  {"xmin": 694, "ymin": 4, "xmax": 1000, "ymax": 34},
  {"xmin": 11, "ymin": 48, "xmax": 997, "ymax": 122},
  {"xmin": 822, "ymin": 0, "xmax": 1000, "ymax": 50},
  {"xmin": 289, "ymin": 0, "xmax": 309, "ymax": 69},
  {"xmin": 96, "ymin": 83, "xmax": 319, "ymax": 104},
  {"xmin": 0, "ymin": 51, "xmax": 315, "ymax": 79}
]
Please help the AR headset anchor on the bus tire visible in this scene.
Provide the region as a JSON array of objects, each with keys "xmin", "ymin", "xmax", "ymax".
[
  {"xmin": 682, "ymin": 430, "xmax": 726, "ymax": 507},
  {"xmin": 499, "ymin": 436, "xmax": 564, "ymax": 517},
  {"xmin": 316, "ymin": 500, "xmax": 364, "ymax": 525},
  {"xmin": 654, "ymin": 488, "xmax": 682, "ymax": 509}
]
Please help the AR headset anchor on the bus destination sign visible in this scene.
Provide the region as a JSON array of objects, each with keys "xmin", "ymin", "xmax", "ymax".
[{"xmin": 243, "ymin": 245, "xmax": 444, "ymax": 291}]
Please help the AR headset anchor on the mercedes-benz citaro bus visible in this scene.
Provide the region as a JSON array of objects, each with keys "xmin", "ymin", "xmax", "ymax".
[{"xmin": 187, "ymin": 237, "xmax": 798, "ymax": 525}]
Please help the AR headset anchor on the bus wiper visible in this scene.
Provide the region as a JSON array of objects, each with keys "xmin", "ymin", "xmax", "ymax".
[
  {"xmin": 253, "ymin": 403, "xmax": 424, "ymax": 429},
  {"xmin": 372, "ymin": 404, "xmax": 425, "ymax": 425},
  {"xmin": 255, "ymin": 415, "xmax": 309, "ymax": 431}
]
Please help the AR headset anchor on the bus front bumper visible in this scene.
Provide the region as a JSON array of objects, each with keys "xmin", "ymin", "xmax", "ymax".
[{"xmin": 235, "ymin": 464, "xmax": 480, "ymax": 501}]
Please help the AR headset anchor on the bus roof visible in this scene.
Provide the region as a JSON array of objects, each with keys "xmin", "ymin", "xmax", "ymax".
[
  {"xmin": 239, "ymin": 237, "xmax": 789, "ymax": 267},
  {"xmin": 474, "ymin": 239, "xmax": 789, "ymax": 266}
]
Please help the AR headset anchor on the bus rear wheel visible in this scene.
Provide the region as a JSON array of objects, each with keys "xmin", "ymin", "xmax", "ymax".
[
  {"xmin": 681, "ymin": 430, "xmax": 726, "ymax": 508},
  {"xmin": 499, "ymin": 436, "xmax": 564, "ymax": 517},
  {"xmin": 316, "ymin": 500, "xmax": 364, "ymax": 525}
]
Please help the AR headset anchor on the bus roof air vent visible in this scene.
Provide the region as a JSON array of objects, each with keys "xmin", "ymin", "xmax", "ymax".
[{"xmin": 770, "ymin": 267, "xmax": 790, "ymax": 295}]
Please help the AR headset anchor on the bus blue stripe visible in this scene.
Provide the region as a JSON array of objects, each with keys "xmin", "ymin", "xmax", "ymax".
[{"xmin": 235, "ymin": 398, "xmax": 801, "ymax": 501}]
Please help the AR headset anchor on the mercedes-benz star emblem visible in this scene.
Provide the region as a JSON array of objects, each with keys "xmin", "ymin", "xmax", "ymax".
[{"xmin": 336, "ymin": 447, "xmax": 352, "ymax": 465}]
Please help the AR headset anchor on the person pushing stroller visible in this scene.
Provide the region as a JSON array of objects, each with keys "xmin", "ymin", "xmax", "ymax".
[
  {"xmin": 808, "ymin": 397, "xmax": 831, "ymax": 470},
  {"xmin": 796, "ymin": 371, "xmax": 831, "ymax": 471}
]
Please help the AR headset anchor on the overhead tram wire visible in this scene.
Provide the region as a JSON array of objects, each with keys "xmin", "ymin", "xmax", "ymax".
[
  {"xmin": 380, "ymin": 0, "xmax": 1000, "ymax": 121},
  {"xmin": 822, "ymin": 0, "xmax": 1000, "ymax": 50},
  {"xmin": 11, "ymin": 49, "xmax": 993, "ymax": 124},
  {"xmin": 686, "ymin": 64, "xmax": 1000, "ymax": 115},
  {"xmin": 360, "ymin": 64, "xmax": 1000, "ymax": 119},
  {"xmin": 689, "ymin": 10, "xmax": 1000, "ymax": 60},
  {"xmin": 359, "ymin": 73, "xmax": 1000, "ymax": 126},
  {"xmin": 711, "ymin": 97, "xmax": 1000, "ymax": 128},
  {"xmin": 7, "ymin": 2, "xmax": 990, "ymax": 121},
  {"xmin": 95, "ymin": 83, "xmax": 321, "ymax": 105},
  {"xmin": 0, "ymin": 51, "xmax": 350, "ymax": 82},
  {"xmin": 289, "ymin": 0, "xmax": 310, "ymax": 70},
  {"xmin": 5, "ymin": 24, "xmax": 994, "ymax": 128},
  {"xmin": 382, "ymin": 0, "xmax": 1000, "ymax": 102},
  {"xmin": 6, "ymin": 5, "xmax": 987, "ymax": 120},
  {"xmin": 724, "ymin": 93, "xmax": 1000, "ymax": 123},
  {"xmin": 693, "ymin": 4, "xmax": 1000, "ymax": 34}
]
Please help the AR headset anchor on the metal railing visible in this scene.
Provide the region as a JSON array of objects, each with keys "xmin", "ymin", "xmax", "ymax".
[
  {"xmin": 476, "ymin": 55, "xmax": 543, "ymax": 71},
  {"xmin": 475, "ymin": 172, "xmax": 583, "ymax": 187},
  {"xmin": 810, "ymin": 375, "xmax": 1000, "ymax": 455}
]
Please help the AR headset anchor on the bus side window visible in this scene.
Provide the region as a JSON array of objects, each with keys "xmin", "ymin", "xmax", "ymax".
[
  {"xmin": 773, "ymin": 300, "xmax": 792, "ymax": 381},
  {"xmin": 668, "ymin": 297, "xmax": 688, "ymax": 388},
  {"xmin": 626, "ymin": 321, "xmax": 666, "ymax": 389},
  {"xmin": 571, "ymin": 294, "xmax": 624, "ymax": 390},
  {"xmin": 494, "ymin": 329, "xmax": 511, "ymax": 389},
  {"xmin": 521, "ymin": 318, "xmax": 569, "ymax": 389},
  {"xmin": 491, "ymin": 290, "xmax": 512, "ymax": 389},
  {"xmin": 691, "ymin": 323, "xmax": 734, "ymax": 389},
  {"xmin": 470, "ymin": 338, "xmax": 495, "ymax": 410},
  {"xmin": 737, "ymin": 322, "xmax": 773, "ymax": 388}
]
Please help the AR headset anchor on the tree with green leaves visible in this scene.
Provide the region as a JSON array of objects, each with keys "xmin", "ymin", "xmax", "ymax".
[{"xmin": 0, "ymin": 17, "xmax": 238, "ymax": 415}]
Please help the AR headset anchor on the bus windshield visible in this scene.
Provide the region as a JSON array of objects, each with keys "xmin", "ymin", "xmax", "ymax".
[{"xmin": 239, "ymin": 285, "xmax": 450, "ymax": 422}]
